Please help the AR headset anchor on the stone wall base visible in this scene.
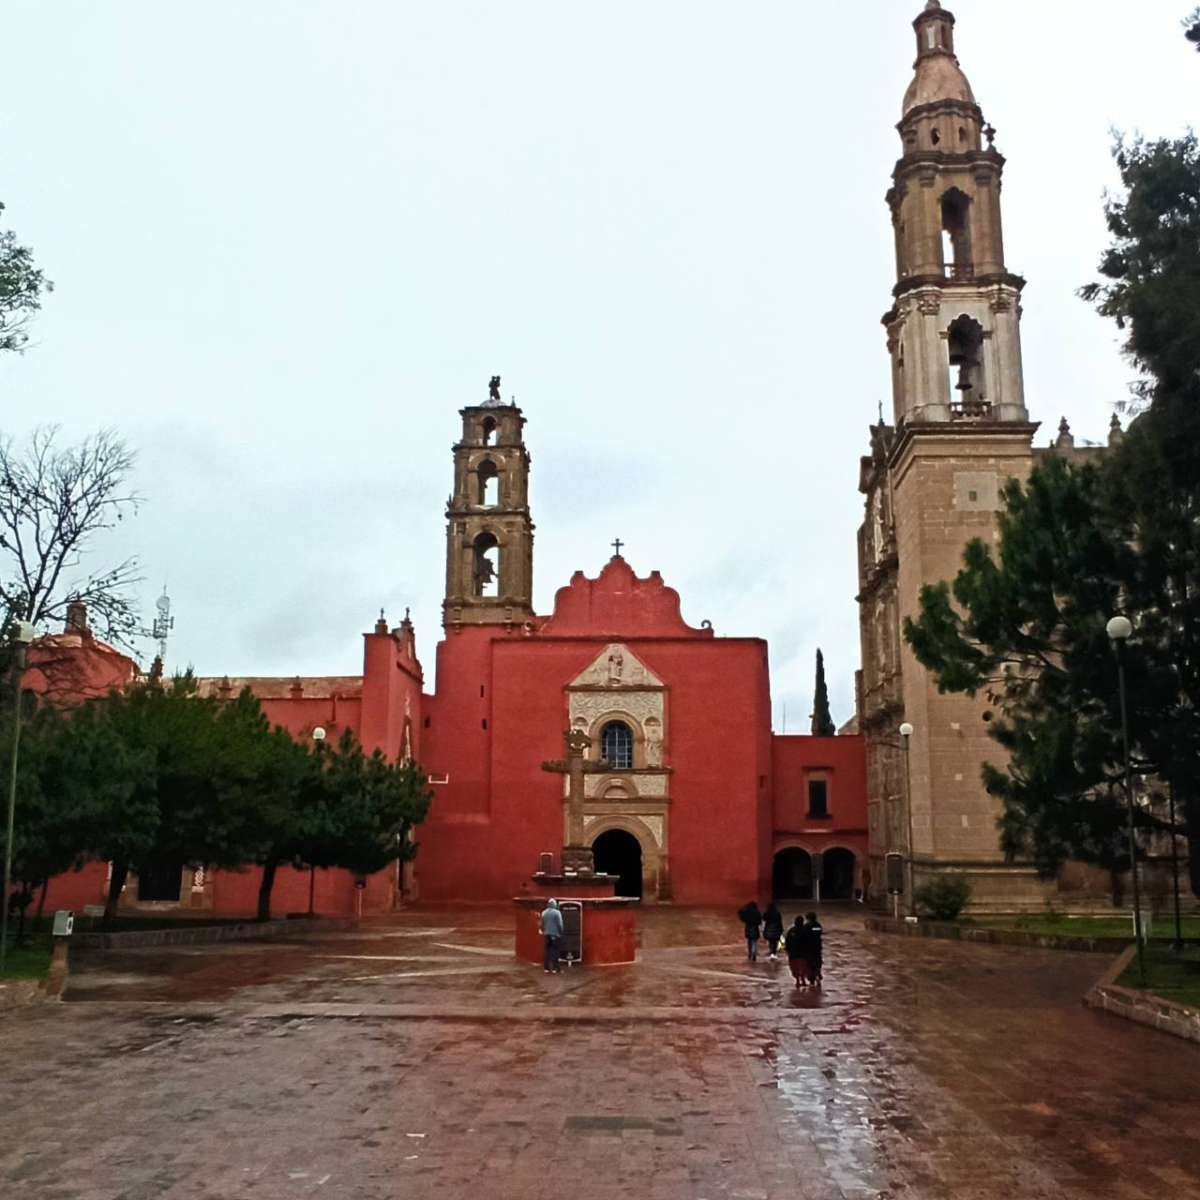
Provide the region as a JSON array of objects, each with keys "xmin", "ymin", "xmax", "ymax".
[
  {"xmin": 1085, "ymin": 945, "xmax": 1200, "ymax": 1046},
  {"xmin": 910, "ymin": 862, "xmax": 1056, "ymax": 914}
]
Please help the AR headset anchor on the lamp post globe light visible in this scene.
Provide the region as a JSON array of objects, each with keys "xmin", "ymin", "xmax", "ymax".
[
  {"xmin": 898, "ymin": 723, "xmax": 915, "ymax": 916},
  {"xmin": 2, "ymin": 620, "xmax": 37, "ymax": 973},
  {"xmin": 1107, "ymin": 614, "xmax": 1146, "ymax": 985}
]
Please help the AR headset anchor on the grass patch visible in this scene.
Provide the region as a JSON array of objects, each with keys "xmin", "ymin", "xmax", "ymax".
[
  {"xmin": 980, "ymin": 914, "xmax": 1200, "ymax": 940},
  {"xmin": 1119, "ymin": 945, "xmax": 1200, "ymax": 1009},
  {"xmin": 0, "ymin": 934, "xmax": 52, "ymax": 980}
]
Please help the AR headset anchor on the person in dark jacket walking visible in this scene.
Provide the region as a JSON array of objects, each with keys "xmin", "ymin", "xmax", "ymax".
[
  {"xmin": 784, "ymin": 915, "xmax": 809, "ymax": 988},
  {"xmin": 737, "ymin": 902, "xmax": 763, "ymax": 961},
  {"xmin": 762, "ymin": 903, "xmax": 785, "ymax": 960},
  {"xmin": 804, "ymin": 911, "xmax": 824, "ymax": 985}
]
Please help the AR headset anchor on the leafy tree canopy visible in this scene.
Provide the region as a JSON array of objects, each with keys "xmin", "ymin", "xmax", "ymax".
[{"xmin": 0, "ymin": 202, "xmax": 51, "ymax": 355}]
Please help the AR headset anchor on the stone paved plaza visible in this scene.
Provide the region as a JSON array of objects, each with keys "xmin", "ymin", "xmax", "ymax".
[{"xmin": 2, "ymin": 907, "xmax": 1198, "ymax": 1199}]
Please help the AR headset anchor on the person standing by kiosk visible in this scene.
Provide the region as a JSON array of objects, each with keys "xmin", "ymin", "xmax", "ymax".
[{"xmin": 540, "ymin": 899, "xmax": 564, "ymax": 974}]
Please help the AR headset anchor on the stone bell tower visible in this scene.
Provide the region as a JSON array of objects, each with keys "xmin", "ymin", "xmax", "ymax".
[
  {"xmin": 443, "ymin": 377, "xmax": 535, "ymax": 628},
  {"xmin": 858, "ymin": 1, "xmax": 1044, "ymax": 911},
  {"xmin": 886, "ymin": 0, "xmax": 1028, "ymax": 426}
]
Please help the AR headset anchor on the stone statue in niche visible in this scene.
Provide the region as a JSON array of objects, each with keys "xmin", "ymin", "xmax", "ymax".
[
  {"xmin": 645, "ymin": 719, "xmax": 663, "ymax": 767},
  {"xmin": 607, "ymin": 649, "xmax": 624, "ymax": 686}
]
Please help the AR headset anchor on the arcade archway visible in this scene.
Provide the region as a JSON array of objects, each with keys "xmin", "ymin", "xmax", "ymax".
[
  {"xmin": 772, "ymin": 847, "xmax": 813, "ymax": 901},
  {"xmin": 592, "ymin": 829, "xmax": 643, "ymax": 898},
  {"xmin": 822, "ymin": 847, "xmax": 857, "ymax": 900}
]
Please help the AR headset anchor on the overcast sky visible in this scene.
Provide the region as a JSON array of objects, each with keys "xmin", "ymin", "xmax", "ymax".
[{"xmin": 2, "ymin": 0, "xmax": 1195, "ymax": 730}]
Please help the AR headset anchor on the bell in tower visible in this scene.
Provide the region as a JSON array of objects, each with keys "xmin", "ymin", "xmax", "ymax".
[
  {"xmin": 442, "ymin": 376, "xmax": 535, "ymax": 628},
  {"xmin": 884, "ymin": 0, "xmax": 1029, "ymax": 425}
]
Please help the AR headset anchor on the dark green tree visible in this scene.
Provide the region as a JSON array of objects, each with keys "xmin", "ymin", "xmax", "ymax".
[
  {"xmin": 0, "ymin": 202, "xmax": 51, "ymax": 355},
  {"xmin": 282, "ymin": 729, "xmax": 431, "ymax": 916},
  {"xmin": 810, "ymin": 649, "xmax": 836, "ymax": 737},
  {"xmin": 1, "ymin": 701, "xmax": 156, "ymax": 930}
]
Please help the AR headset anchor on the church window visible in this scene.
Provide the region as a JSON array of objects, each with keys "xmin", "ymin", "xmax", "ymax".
[
  {"xmin": 481, "ymin": 416, "xmax": 496, "ymax": 446},
  {"xmin": 473, "ymin": 532, "xmax": 500, "ymax": 597},
  {"xmin": 930, "ymin": 127, "xmax": 941, "ymax": 146},
  {"xmin": 808, "ymin": 780, "xmax": 829, "ymax": 818},
  {"xmin": 601, "ymin": 721, "xmax": 634, "ymax": 770},
  {"xmin": 477, "ymin": 459, "xmax": 501, "ymax": 507}
]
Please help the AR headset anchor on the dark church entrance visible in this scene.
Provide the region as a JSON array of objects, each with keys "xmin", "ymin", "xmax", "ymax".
[
  {"xmin": 772, "ymin": 848, "xmax": 813, "ymax": 901},
  {"xmin": 592, "ymin": 829, "xmax": 643, "ymax": 898}
]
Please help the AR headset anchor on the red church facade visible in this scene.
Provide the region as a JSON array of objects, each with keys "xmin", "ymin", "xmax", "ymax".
[{"xmin": 30, "ymin": 397, "xmax": 867, "ymax": 916}]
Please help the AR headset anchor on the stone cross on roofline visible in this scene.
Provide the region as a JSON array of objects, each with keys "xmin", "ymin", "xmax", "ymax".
[{"xmin": 542, "ymin": 727, "xmax": 609, "ymax": 873}]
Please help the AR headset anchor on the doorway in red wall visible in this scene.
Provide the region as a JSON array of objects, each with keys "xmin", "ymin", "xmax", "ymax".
[
  {"xmin": 772, "ymin": 848, "xmax": 813, "ymax": 901},
  {"xmin": 593, "ymin": 830, "xmax": 643, "ymax": 898},
  {"xmin": 822, "ymin": 848, "xmax": 857, "ymax": 900}
]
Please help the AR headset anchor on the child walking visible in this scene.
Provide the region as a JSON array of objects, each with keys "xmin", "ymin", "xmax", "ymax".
[
  {"xmin": 762, "ymin": 903, "xmax": 784, "ymax": 961},
  {"xmin": 737, "ymin": 901, "xmax": 763, "ymax": 961}
]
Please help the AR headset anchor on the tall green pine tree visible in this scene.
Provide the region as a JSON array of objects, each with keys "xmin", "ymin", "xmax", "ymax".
[{"xmin": 811, "ymin": 649, "xmax": 836, "ymax": 737}]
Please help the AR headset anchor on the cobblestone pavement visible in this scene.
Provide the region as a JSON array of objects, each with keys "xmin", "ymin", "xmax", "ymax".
[{"xmin": 2, "ymin": 907, "xmax": 1198, "ymax": 1199}]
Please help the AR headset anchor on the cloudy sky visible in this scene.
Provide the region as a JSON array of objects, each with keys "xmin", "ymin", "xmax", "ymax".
[{"xmin": 2, "ymin": 0, "xmax": 1194, "ymax": 729}]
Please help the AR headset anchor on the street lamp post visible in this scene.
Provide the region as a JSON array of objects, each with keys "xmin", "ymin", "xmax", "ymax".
[
  {"xmin": 308, "ymin": 726, "xmax": 326, "ymax": 917},
  {"xmin": 1106, "ymin": 616, "xmax": 1146, "ymax": 986},
  {"xmin": 2, "ymin": 620, "xmax": 36, "ymax": 974},
  {"xmin": 899, "ymin": 722, "xmax": 915, "ymax": 916}
]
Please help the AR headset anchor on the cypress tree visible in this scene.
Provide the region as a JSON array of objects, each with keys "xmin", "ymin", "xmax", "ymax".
[{"xmin": 811, "ymin": 649, "xmax": 836, "ymax": 737}]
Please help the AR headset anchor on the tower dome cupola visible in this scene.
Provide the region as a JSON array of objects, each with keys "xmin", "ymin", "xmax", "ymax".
[{"xmin": 903, "ymin": 2, "xmax": 975, "ymax": 119}]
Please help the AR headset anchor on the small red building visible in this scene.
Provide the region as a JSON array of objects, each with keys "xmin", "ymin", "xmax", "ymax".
[{"xmin": 32, "ymin": 397, "xmax": 867, "ymax": 916}]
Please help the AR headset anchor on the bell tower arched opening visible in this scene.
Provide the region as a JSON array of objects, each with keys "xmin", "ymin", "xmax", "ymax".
[
  {"xmin": 947, "ymin": 314, "xmax": 987, "ymax": 417},
  {"xmin": 477, "ymin": 459, "xmax": 500, "ymax": 507},
  {"xmin": 473, "ymin": 532, "xmax": 499, "ymax": 597},
  {"xmin": 940, "ymin": 188, "xmax": 972, "ymax": 277}
]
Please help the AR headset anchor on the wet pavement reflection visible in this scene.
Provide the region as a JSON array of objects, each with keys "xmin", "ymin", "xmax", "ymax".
[{"xmin": 3, "ymin": 905, "xmax": 1197, "ymax": 1199}]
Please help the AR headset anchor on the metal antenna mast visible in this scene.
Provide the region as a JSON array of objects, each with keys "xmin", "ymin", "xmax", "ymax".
[{"xmin": 152, "ymin": 586, "xmax": 175, "ymax": 666}]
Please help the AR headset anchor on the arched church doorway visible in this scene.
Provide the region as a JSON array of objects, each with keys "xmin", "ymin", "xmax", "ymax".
[
  {"xmin": 822, "ymin": 848, "xmax": 857, "ymax": 901},
  {"xmin": 592, "ymin": 829, "xmax": 643, "ymax": 898},
  {"xmin": 772, "ymin": 848, "xmax": 813, "ymax": 901}
]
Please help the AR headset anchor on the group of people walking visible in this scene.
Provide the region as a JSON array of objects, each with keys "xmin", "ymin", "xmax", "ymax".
[{"xmin": 738, "ymin": 902, "xmax": 824, "ymax": 988}]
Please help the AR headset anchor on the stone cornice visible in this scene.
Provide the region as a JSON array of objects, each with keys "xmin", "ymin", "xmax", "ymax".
[
  {"xmin": 888, "ymin": 419, "xmax": 1039, "ymax": 474},
  {"xmin": 891, "ymin": 271, "xmax": 1026, "ymax": 301}
]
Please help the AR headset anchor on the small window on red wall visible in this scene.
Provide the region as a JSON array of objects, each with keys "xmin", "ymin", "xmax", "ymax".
[{"xmin": 808, "ymin": 780, "xmax": 829, "ymax": 819}]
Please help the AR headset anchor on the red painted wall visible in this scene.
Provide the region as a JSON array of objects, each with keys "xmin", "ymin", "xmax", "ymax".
[
  {"xmin": 771, "ymin": 734, "xmax": 869, "ymax": 861},
  {"xmin": 416, "ymin": 559, "xmax": 776, "ymax": 906},
  {"xmin": 28, "ymin": 574, "xmax": 871, "ymax": 915}
]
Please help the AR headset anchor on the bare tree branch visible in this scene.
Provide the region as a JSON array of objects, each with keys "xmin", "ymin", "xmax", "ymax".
[{"xmin": 0, "ymin": 427, "xmax": 143, "ymax": 650}]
